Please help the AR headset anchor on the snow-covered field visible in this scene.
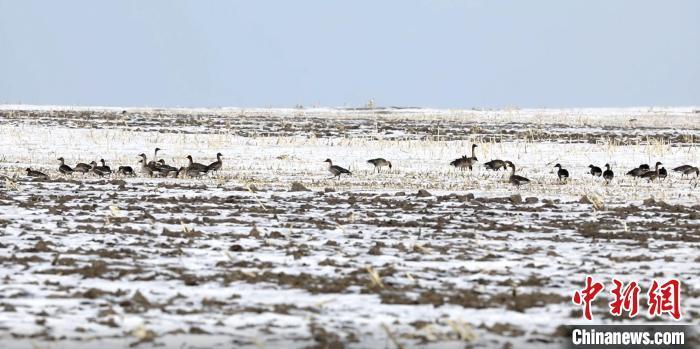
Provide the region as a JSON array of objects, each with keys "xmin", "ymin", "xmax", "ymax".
[{"xmin": 0, "ymin": 106, "xmax": 699, "ymax": 348}]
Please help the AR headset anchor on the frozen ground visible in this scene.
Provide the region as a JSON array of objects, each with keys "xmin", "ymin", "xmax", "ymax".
[{"xmin": 0, "ymin": 106, "xmax": 699, "ymax": 348}]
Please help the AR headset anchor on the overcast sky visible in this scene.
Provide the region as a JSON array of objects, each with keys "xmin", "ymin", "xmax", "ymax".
[{"xmin": 0, "ymin": 0, "xmax": 698, "ymax": 108}]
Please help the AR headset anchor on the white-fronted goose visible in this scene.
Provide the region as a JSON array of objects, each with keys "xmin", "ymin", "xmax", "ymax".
[
  {"xmin": 603, "ymin": 164, "xmax": 614, "ymax": 184},
  {"xmin": 450, "ymin": 144, "xmax": 478, "ymax": 170},
  {"xmin": 640, "ymin": 161, "xmax": 662, "ymax": 181},
  {"xmin": 26, "ymin": 168, "xmax": 48, "ymax": 180},
  {"xmin": 186, "ymin": 155, "xmax": 209, "ymax": 173},
  {"xmin": 588, "ymin": 165, "xmax": 602, "ymax": 177},
  {"xmin": 324, "ymin": 159, "xmax": 351, "ymax": 179},
  {"xmin": 57, "ymin": 157, "xmax": 74, "ymax": 175},
  {"xmin": 117, "ymin": 166, "xmax": 135, "ymax": 176},
  {"xmin": 207, "ymin": 153, "xmax": 223, "ymax": 173},
  {"xmin": 554, "ymin": 164, "xmax": 569, "ymax": 182},
  {"xmin": 73, "ymin": 162, "xmax": 91, "ymax": 174},
  {"xmin": 367, "ymin": 158, "xmax": 392, "ymax": 173},
  {"xmin": 90, "ymin": 161, "xmax": 109, "ymax": 177},
  {"xmin": 484, "ymin": 159, "xmax": 507, "ymax": 171},
  {"xmin": 505, "ymin": 161, "xmax": 530, "ymax": 187},
  {"xmin": 96, "ymin": 159, "xmax": 112, "ymax": 174}
]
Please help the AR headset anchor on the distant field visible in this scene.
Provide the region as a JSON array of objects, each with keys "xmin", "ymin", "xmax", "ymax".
[{"xmin": 0, "ymin": 106, "xmax": 698, "ymax": 348}]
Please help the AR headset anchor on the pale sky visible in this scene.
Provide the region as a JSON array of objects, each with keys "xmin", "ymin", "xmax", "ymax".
[{"xmin": 0, "ymin": 0, "xmax": 698, "ymax": 108}]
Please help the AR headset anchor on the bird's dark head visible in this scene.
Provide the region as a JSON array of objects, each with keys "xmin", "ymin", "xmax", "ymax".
[
  {"xmin": 588, "ymin": 164, "xmax": 594, "ymax": 168},
  {"xmin": 138, "ymin": 153, "xmax": 146, "ymax": 158},
  {"xmin": 505, "ymin": 161, "xmax": 514, "ymax": 168},
  {"xmin": 158, "ymin": 159, "xmax": 165, "ymax": 164},
  {"xmin": 90, "ymin": 161, "xmax": 97, "ymax": 166},
  {"xmin": 25, "ymin": 168, "xmax": 31, "ymax": 172},
  {"xmin": 324, "ymin": 159, "xmax": 332, "ymax": 163},
  {"xmin": 696, "ymin": 169, "xmax": 699, "ymax": 176},
  {"xmin": 656, "ymin": 161, "xmax": 662, "ymax": 166},
  {"xmin": 605, "ymin": 163, "xmax": 610, "ymax": 168},
  {"xmin": 217, "ymin": 152, "xmax": 223, "ymax": 157},
  {"xmin": 388, "ymin": 162, "xmax": 393, "ymax": 169},
  {"xmin": 155, "ymin": 147, "xmax": 161, "ymax": 152},
  {"xmin": 58, "ymin": 157, "xmax": 64, "ymax": 161},
  {"xmin": 472, "ymin": 144, "xmax": 478, "ymax": 148},
  {"xmin": 555, "ymin": 163, "xmax": 562, "ymax": 168},
  {"xmin": 186, "ymin": 155, "xmax": 193, "ymax": 160}
]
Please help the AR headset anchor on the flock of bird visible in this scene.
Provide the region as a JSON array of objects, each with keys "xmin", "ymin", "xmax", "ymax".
[
  {"xmin": 22, "ymin": 144, "xmax": 700, "ymax": 187},
  {"xmin": 24, "ymin": 148, "xmax": 223, "ymax": 180},
  {"xmin": 328, "ymin": 144, "xmax": 700, "ymax": 187}
]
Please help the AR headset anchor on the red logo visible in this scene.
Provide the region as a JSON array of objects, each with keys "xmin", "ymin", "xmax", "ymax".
[
  {"xmin": 573, "ymin": 277, "xmax": 681, "ymax": 320},
  {"xmin": 648, "ymin": 279, "xmax": 681, "ymax": 320}
]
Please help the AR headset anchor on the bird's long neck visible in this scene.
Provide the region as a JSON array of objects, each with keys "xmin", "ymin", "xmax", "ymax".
[
  {"xmin": 217, "ymin": 154, "xmax": 222, "ymax": 161},
  {"xmin": 154, "ymin": 149, "xmax": 159, "ymax": 159},
  {"xmin": 59, "ymin": 159, "xmax": 64, "ymax": 165},
  {"xmin": 471, "ymin": 146, "xmax": 475, "ymax": 158},
  {"xmin": 655, "ymin": 163, "xmax": 660, "ymax": 173},
  {"xmin": 101, "ymin": 159, "xmax": 106, "ymax": 166},
  {"xmin": 188, "ymin": 157, "xmax": 193, "ymax": 165}
]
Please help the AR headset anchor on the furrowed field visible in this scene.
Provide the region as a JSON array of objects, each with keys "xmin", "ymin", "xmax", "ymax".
[{"xmin": 0, "ymin": 106, "xmax": 699, "ymax": 348}]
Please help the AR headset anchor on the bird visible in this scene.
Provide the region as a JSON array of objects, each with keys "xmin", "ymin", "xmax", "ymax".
[
  {"xmin": 588, "ymin": 165, "xmax": 602, "ymax": 177},
  {"xmin": 603, "ymin": 164, "xmax": 614, "ymax": 184},
  {"xmin": 73, "ymin": 162, "xmax": 91, "ymax": 174},
  {"xmin": 96, "ymin": 159, "xmax": 112, "ymax": 174},
  {"xmin": 450, "ymin": 144, "xmax": 478, "ymax": 171},
  {"xmin": 186, "ymin": 155, "xmax": 209, "ymax": 174},
  {"xmin": 90, "ymin": 161, "xmax": 110, "ymax": 177},
  {"xmin": 138, "ymin": 159, "xmax": 153, "ymax": 177},
  {"xmin": 681, "ymin": 166, "xmax": 699, "ymax": 178},
  {"xmin": 149, "ymin": 148, "xmax": 161, "ymax": 168},
  {"xmin": 484, "ymin": 159, "xmax": 507, "ymax": 171},
  {"xmin": 367, "ymin": 158, "xmax": 392, "ymax": 173},
  {"xmin": 505, "ymin": 161, "xmax": 530, "ymax": 187},
  {"xmin": 659, "ymin": 167, "xmax": 667, "ymax": 180},
  {"xmin": 640, "ymin": 161, "xmax": 662, "ymax": 181},
  {"xmin": 138, "ymin": 153, "xmax": 159, "ymax": 173},
  {"xmin": 324, "ymin": 159, "xmax": 351, "ymax": 179},
  {"xmin": 155, "ymin": 160, "xmax": 179, "ymax": 177},
  {"xmin": 627, "ymin": 164, "xmax": 650, "ymax": 177},
  {"xmin": 207, "ymin": 153, "xmax": 223, "ymax": 173},
  {"xmin": 117, "ymin": 166, "xmax": 135, "ymax": 176},
  {"xmin": 26, "ymin": 168, "xmax": 48, "ymax": 180},
  {"xmin": 57, "ymin": 157, "xmax": 74, "ymax": 175},
  {"xmin": 554, "ymin": 164, "xmax": 569, "ymax": 183},
  {"xmin": 673, "ymin": 165, "xmax": 695, "ymax": 173},
  {"xmin": 177, "ymin": 166, "xmax": 206, "ymax": 178}
]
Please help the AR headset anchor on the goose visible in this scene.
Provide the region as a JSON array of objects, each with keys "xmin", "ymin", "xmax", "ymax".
[
  {"xmin": 681, "ymin": 166, "xmax": 699, "ymax": 178},
  {"xmin": 73, "ymin": 162, "xmax": 91, "ymax": 174},
  {"xmin": 177, "ymin": 166, "xmax": 206, "ymax": 179},
  {"xmin": 505, "ymin": 161, "xmax": 530, "ymax": 187},
  {"xmin": 603, "ymin": 164, "xmax": 614, "ymax": 184},
  {"xmin": 148, "ymin": 148, "xmax": 161, "ymax": 168},
  {"xmin": 367, "ymin": 158, "xmax": 392, "ymax": 173},
  {"xmin": 207, "ymin": 153, "xmax": 223, "ymax": 173},
  {"xmin": 673, "ymin": 165, "xmax": 694, "ymax": 173},
  {"xmin": 588, "ymin": 165, "xmax": 602, "ymax": 177},
  {"xmin": 186, "ymin": 155, "xmax": 209, "ymax": 174},
  {"xmin": 626, "ymin": 165, "xmax": 649, "ymax": 177},
  {"xmin": 450, "ymin": 144, "xmax": 478, "ymax": 171},
  {"xmin": 90, "ymin": 161, "xmax": 110, "ymax": 177},
  {"xmin": 138, "ymin": 159, "xmax": 153, "ymax": 177},
  {"xmin": 554, "ymin": 164, "xmax": 569, "ymax": 183},
  {"xmin": 57, "ymin": 157, "xmax": 74, "ymax": 175},
  {"xmin": 658, "ymin": 167, "xmax": 667, "ymax": 180},
  {"xmin": 117, "ymin": 166, "xmax": 135, "ymax": 176},
  {"xmin": 96, "ymin": 159, "xmax": 112, "ymax": 174},
  {"xmin": 138, "ymin": 153, "xmax": 159, "ymax": 172},
  {"xmin": 484, "ymin": 159, "xmax": 507, "ymax": 171},
  {"xmin": 324, "ymin": 159, "xmax": 351, "ymax": 179},
  {"xmin": 156, "ymin": 160, "xmax": 179, "ymax": 177},
  {"xmin": 26, "ymin": 168, "xmax": 48, "ymax": 180},
  {"xmin": 640, "ymin": 162, "xmax": 662, "ymax": 181}
]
